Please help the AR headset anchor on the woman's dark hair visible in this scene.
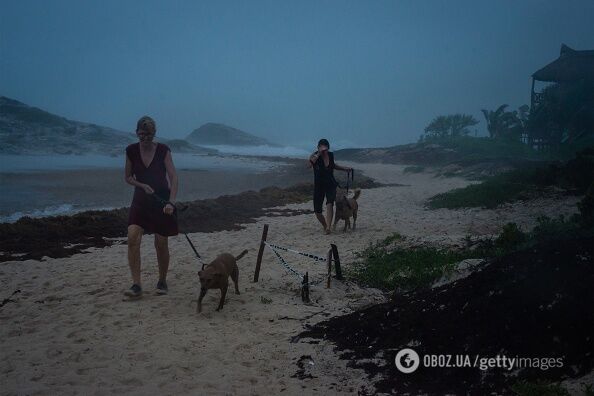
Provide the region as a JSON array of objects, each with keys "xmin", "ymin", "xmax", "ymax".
[
  {"xmin": 136, "ymin": 115, "xmax": 156, "ymax": 134},
  {"xmin": 317, "ymin": 138, "xmax": 330, "ymax": 149}
]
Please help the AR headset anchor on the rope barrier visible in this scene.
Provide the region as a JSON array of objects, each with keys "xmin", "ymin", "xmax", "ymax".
[
  {"xmin": 264, "ymin": 241, "xmax": 330, "ymax": 263},
  {"xmin": 266, "ymin": 244, "xmax": 328, "ymax": 287},
  {"xmin": 268, "ymin": 245, "xmax": 304, "ymax": 280}
]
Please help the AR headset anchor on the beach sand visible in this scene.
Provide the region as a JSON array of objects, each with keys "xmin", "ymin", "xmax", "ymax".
[{"xmin": 0, "ymin": 163, "xmax": 580, "ymax": 395}]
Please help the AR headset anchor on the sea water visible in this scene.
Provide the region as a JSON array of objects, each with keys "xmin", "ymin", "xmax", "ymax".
[{"xmin": 0, "ymin": 152, "xmax": 289, "ymax": 222}]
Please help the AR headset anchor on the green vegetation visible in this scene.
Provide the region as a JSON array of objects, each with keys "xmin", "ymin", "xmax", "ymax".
[
  {"xmin": 428, "ymin": 148, "xmax": 594, "ymax": 209},
  {"xmin": 511, "ymin": 380, "xmax": 569, "ymax": 396},
  {"xmin": 423, "ymin": 135, "xmax": 544, "ymax": 162},
  {"xmin": 422, "ymin": 114, "xmax": 479, "ymax": 139},
  {"xmin": 348, "ymin": 214, "xmax": 593, "ymax": 292},
  {"xmin": 348, "ymin": 233, "xmax": 477, "ymax": 291},
  {"xmin": 478, "ymin": 215, "xmax": 593, "ymax": 257},
  {"xmin": 481, "ymin": 104, "xmax": 529, "ymax": 141},
  {"xmin": 260, "ymin": 296, "xmax": 272, "ymax": 304},
  {"xmin": 428, "ymin": 167, "xmax": 543, "ymax": 209}
]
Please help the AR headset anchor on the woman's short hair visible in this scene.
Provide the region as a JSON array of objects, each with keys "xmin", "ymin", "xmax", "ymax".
[
  {"xmin": 318, "ymin": 138, "xmax": 330, "ymax": 148},
  {"xmin": 136, "ymin": 116, "xmax": 156, "ymax": 134}
]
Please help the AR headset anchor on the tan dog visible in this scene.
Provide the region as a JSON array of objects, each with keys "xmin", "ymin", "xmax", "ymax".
[
  {"xmin": 333, "ymin": 189, "xmax": 360, "ymax": 232},
  {"xmin": 197, "ymin": 249, "xmax": 248, "ymax": 313}
]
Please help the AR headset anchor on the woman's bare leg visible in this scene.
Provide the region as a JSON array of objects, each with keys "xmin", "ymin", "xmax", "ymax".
[
  {"xmin": 315, "ymin": 212, "xmax": 327, "ymax": 231},
  {"xmin": 127, "ymin": 225, "xmax": 144, "ymax": 285},
  {"xmin": 155, "ymin": 234, "xmax": 169, "ymax": 281},
  {"xmin": 325, "ymin": 203, "xmax": 334, "ymax": 234}
]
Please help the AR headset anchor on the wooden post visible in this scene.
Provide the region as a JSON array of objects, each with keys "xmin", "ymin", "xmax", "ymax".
[
  {"xmin": 301, "ymin": 272, "xmax": 310, "ymax": 303},
  {"xmin": 331, "ymin": 244, "xmax": 343, "ymax": 280},
  {"xmin": 326, "ymin": 248, "xmax": 333, "ymax": 288},
  {"xmin": 253, "ymin": 224, "xmax": 269, "ymax": 282}
]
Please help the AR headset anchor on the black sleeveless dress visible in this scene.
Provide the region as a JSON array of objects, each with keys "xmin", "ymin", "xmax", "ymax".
[
  {"xmin": 311, "ymin": 151, "xmax": 338, "ymax": 213},
  {"xmin": 125, "ymin": 142, "xmax": 178, "ymax": 236}
]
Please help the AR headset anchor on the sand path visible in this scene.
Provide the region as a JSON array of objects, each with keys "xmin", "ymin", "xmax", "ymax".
[{"xmin": 0, "ymin": 163, "xmax": 579, "ymax": 395}]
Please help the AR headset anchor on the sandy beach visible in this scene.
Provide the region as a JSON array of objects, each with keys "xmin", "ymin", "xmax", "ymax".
[{"xmin": 0, "ymin": 162, "xmax": 581, "ymax": 395}]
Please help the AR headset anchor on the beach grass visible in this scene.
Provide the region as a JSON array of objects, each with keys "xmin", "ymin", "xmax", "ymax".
[
  {"xmin": 347, "ymin": 233, "xmax": 472, "ymax": 291},
  {"xmin": 428, "ymin": 147, "xmax": 594, "ymax": 209},
  {"xmin": 348, "ymin": 214, "xmax": 593, "ymax": 292},
  {"xmin": 427, "ymin": 167, "xmax": 542, "ymax": 209}
]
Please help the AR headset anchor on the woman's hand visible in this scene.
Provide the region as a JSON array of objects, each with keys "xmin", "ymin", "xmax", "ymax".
[
  {"xmin": 142, "ymin": 184, "xmax": 155, "ymax": 195},
  {"xmin": 163, "ymin": 203, "xmax": 175, "ymax": 215}
]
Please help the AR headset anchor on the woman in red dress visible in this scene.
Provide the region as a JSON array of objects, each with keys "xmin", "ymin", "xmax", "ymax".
[{"xmin": 123, "ymin": 116, "xmax": 178, "ymax": 298}]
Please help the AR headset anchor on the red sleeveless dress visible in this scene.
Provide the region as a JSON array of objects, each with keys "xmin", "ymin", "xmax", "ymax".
[{"xmin": 126, "ymin": 142, "xmax": 178, "ymax": 236}]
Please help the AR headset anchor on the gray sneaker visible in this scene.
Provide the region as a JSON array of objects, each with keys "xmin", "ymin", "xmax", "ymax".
[
  {"xmin": 124, "ymin": 284, "xmax": 142, "ymax": 298},
  {"xmin": 156, "ymin": 280, "xmax": 168, "ymax": 295}
]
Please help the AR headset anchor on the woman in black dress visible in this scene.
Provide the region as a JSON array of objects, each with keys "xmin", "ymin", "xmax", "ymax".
[
  {"xmin": 123, "ymin": 116, "xmax": 179, "ymax": 298},
  {"xmin": 307, "ymin": 139, "xmax": 352, "ymax": 234}
]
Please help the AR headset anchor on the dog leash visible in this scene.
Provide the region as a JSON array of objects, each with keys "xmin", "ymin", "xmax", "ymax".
[
  {"xmin": 149, "ymin": 192, "xmax": 207, "ymax": 269},
  {"xmin": 335, "ymin": 169, "xmax": 354, "ymax": 194},
  {"xmin": 346, "ymin": 169, "xmax": 354, "ymax": 195}
]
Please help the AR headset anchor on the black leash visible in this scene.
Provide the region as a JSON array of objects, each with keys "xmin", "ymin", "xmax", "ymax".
[
  {"xmin": 346, "ymin": 169, "xmax": 354, "ymax": 195},
  {"xmin": 149, "ymin": 192, "xmax": 207, "ymax": 269},
  {"xmin": 335, "ymin": 169, "xmax": 354, "ymax": 193}
]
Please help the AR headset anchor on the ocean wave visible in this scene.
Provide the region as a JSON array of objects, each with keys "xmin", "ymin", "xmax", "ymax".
[
  {"xmin": 0, "ymin": 204, "xmax": 114, "ymax": 223},
  {"xmin": 200, "ymin": 145, "xmax": 310, "ymax": 158}
]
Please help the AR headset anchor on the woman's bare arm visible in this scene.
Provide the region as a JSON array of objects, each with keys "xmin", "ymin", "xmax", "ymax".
[
  {"xmin": 334, "ymin": 162, "xmax": 353, "ymax": 172},
  {"xmin": 125, "ymin": 156, "xmax": 154, "ymax": 193},
  {"xmin": 164, "ymin": 150, "xmax": 178, "ymax": 203},
  {"xmin": 307, "ymin": 151, "xmax": 319, "ymax": 168}
]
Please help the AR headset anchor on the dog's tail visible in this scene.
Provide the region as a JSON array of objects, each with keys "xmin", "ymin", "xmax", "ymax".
[
  {"xmin": 235, "ymin": 249, "xmax": 249, "ymax": 261},
  {"xmin": 352, "ymin": 189, "xmax": 361, "ymax": 200}
]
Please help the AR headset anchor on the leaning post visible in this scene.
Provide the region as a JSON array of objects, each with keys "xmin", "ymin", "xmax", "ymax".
[
  {"xmin": 253, "ymin": 224, "xmax": 269, "ymax": 282},
  {"xmin": 301, "ymin": 272, "xmax": 310, "ymax": 303},
  {"xmin": 331, "ymin": 244, "xmax": 343, "ymax": 280},
  {"xmin": 326, "ymin": 248, "xmax": 333, "ymax": 288}
]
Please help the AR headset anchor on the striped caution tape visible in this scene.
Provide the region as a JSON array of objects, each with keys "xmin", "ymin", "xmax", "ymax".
[{"xmin": 264, "ymin": 241, "xmax": 330, "ymax": 263}]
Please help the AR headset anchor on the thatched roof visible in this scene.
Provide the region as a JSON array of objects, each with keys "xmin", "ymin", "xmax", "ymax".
[{"xmin": 532, "ymin": 44, "xmax": 594, "ymax": 82}]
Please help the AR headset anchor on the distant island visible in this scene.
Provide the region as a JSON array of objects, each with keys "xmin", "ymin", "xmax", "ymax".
[
  {"xmin": 0, "ymin": 96, "xmax": 214, "ymax": 155},
  {"xmin": 186, "ymin": 122, "xmax": 278, "ymax": 147}
]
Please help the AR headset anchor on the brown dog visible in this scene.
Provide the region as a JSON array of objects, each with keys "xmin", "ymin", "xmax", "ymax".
[
  {"xmin": 333, "ymin": 189, "xmax": 360, "ymax": 232},
  {"xmin": 197, "ymin": 249, "xmax": 248, "ymax": 313}
]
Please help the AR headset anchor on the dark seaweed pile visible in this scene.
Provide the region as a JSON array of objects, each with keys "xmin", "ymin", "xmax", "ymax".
[
  {"xmin": 0, "ymin": 178, "xmax": 382, "ymax": 262},
  {"xmin": 300, "ymin": 237, "xmax": 594, "ymax": 395}
]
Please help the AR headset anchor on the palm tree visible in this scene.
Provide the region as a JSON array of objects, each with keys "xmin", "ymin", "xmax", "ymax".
[
  {"xmin": 481, "ymin": 105, "xmax": 509, "ymax": 139},
  {"xmin": 424, "ymin": 114, "xmax": 479, "ymax": 139}
]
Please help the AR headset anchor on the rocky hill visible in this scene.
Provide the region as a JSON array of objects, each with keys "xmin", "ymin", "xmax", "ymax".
[
  {"xmin": 0, "ymin": 96, "xmax": 213, "ymax": 155},
  {"xmin": 186, "ymin": 122, "xmax": 277, "ymax": 146}
]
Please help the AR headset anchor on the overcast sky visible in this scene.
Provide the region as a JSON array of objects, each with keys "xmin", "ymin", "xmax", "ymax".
[{"xmin": 1, "ymin": 0, "xmax": 593, "ymax": 149}]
